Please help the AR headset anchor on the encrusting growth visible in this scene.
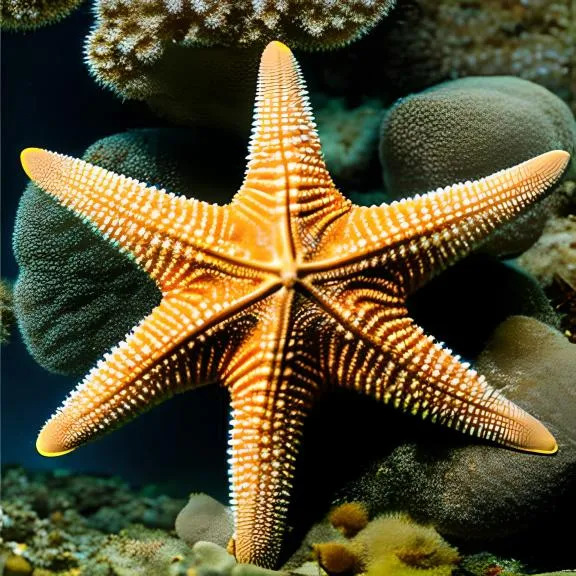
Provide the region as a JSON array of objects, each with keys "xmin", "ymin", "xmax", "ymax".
[{"xmin": 20, "ymin": 41, "xmax": 567, "ymax": 567}]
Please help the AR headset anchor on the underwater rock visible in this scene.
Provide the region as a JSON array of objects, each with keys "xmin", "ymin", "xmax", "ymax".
[
  {"xmin": 175, "ymin": 493, "xmax": 234, "ymax": 549},
  {"xmin": 338, "ymin": 316, "xmax": 576, "ymax": 568},
  {"xmin": 13, "ymin": 127, "xmax": 242, "ymax": 376},
  {"xmin": 379, "ymin": 76, "xmax": 576, "ymax": 256}
]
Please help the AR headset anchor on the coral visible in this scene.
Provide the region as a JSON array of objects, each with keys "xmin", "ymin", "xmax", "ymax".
[
  {"xmin": 84, "ymin": 1, "xmax": 395, "ymax": 132},
  {"xmin": 1, "ymin": 467, "xmax": 185, "ymax": 533},
  {"xmin": 101, "ymin": 525, "xmax": 195, "ymax": 576},
  {"xmin": 327, "ymin": 502, "xmax": 370, "ymax": 538},
  {"xmin": 517, "ymin": 180, "xmax": 576, "ymax": 287},
  {"xmin": 86, "ymin": 0, "xmax": 396, "ymax": 67},
  {"xmin": 0, "ymin": 0, "xmax": 83, "ymax": 30},
  {"xmin": 13, "ymin": 127, "xmax": 242, "ymax": 376},
  {"xmin": 282, "ymin": 520, "xmax": 346, "ymax": 570},
  {"xmin": 380, "ymin": 76, "xmax": 575, "ymax": 197},
  {"xmin": 312, "ymin": 542, "xmax": 360, "ymax": 575},
  {"xmin": 0, "ymin": 278, "xmax": 15, "ymax": 344},
  {"xmin": 3, "ymin": 553, "xmax": 33, "ymax": 575},
  {"xmin": 365, "ymin": 554, "xmax": 454, "ymax": 576},
  {"xmin": 368, "ymin": 0, "xmax": 576, "ymax": 113},
  {"xmin": 302, "ymin": 513, "xmax": 458, "ymax": 576},
  {"xmin": 338, "ymin": 316, "xmax": 576, "ymax": 568},
  {"xmin": 379, "ymin": 76, "xmax": 576, "ymax": 256},
  {"xmin": 354, "ymin": 514, "xmax": 459, "ymax": 572},
  {"xmin": 188, "ymin": 541, "xmax": 237, "ymax": 576},
  {"xmin": 315, "ymin": 98, "xmax": 384, "ymax": 189},
  {"xmin": 516, "ymin": 178, "xmax": 576, "ymax": 342},
  {"xmin": 458, "ymin": 552, "xmax": 525, "ymax": 576},
  {"xmin": 175, "ymin": 493, "xmax": 234, "ymax": 548},
  {"xmin": 0, "ymin": 466, "xmax": 194, "ymax": 574}
]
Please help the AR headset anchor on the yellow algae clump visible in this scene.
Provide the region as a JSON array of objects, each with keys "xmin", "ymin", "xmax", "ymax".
[{"xmin": 328, "ymin": 502, "xmax": 370, "ymax": 538}]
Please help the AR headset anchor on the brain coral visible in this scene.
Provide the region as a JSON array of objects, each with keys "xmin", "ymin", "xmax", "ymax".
[
  {"xmin": 1, "ymin": 0, "xmax": 83, "ymax": 30},
  {"xmin": 84, "ymin": 0, "xmax": 395, "ymax": 131},
  {"xmin": 13, "ymin": 127, "xmax": 241, "ymax": 376},
  {"xmin": 379, "ymin": 76, "xmax": 576, "ymax": 255}
]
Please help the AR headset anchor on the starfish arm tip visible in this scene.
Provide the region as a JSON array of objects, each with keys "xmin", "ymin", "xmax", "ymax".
[
  {"xmin": 21, "ymin": 147, "xmax": 49, "ymax": 180},
  {"xmin": 538, "ymin": 149, "xmax": 570, "ymax": 173},
  {"xmin": 264, "ymin": 40, "xmax": 291, "ymax": 55},
  {"xmin": 518, "ymin": 414, "xmax": 558, "ymax": 455},
  {"xmin": 36, "ymin": 422, "xmax": 75, "ymax": 457}
]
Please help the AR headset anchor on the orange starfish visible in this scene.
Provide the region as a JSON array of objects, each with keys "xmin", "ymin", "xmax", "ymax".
[{"xmin": 21, "ymin": 41, "xmax": 567, "ymax": 568}]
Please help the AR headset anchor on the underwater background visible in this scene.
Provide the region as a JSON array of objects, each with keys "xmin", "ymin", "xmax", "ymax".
[{"xmin": 1, "ymin": 1, "xmax": 576, "ymax": 574}]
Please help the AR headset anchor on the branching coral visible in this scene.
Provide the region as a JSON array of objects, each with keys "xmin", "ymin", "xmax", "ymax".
[{"xmin": 0, "ymin": 0, "xmax": 83, "ymax": 30}]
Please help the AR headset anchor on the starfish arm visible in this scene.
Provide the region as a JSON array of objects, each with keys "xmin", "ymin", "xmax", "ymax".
[
  {"xmin": 231, "ymin": 41, "xmax": 350, "ymax": 263},
  {"xmin": 36, "ymin": 291, "xmax": 259, "ymax": 457},
  {"xmin": 19, "ymin": 148, "xmax": 261, "ymax": 291},
  {"xmin": 310, "ymin": 151, "xmax": 569, "ymax": 289},
  {"xmin": 223, "ymin": 289, "xmax": 325, "ymax": 567},
  {"xmin": 316, "ymin": 277, "xmax": 557, "ymax": 454}
]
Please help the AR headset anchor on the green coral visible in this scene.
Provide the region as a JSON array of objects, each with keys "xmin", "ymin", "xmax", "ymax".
[
  {"xmin": 379, "ymin": 76, "xmax": 576, "ymax": 256},
  {"xmin": 0, "ymin": 278, "xmax": 15, "ymax": 344},
  {"xmin": 380, "ymin": 76, "xmax": 575, "ymax": 198},
  {"xmin": 13, "ymin": 127, "xmax": 241, "ymax": 376}
]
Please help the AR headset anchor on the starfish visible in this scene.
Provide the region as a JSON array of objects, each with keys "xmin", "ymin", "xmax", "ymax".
[{"xmin": 21, "ymin": 41, "xmax": 567, "ymax": 568}]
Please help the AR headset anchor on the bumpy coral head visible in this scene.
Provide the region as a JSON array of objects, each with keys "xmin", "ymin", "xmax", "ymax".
[{"xmin": 84, "ymin": 0, "xmax": 396, "ymax": 132}]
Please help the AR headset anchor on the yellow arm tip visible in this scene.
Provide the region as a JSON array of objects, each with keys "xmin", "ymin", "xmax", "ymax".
[
  {"xmin": 264, "ymin": 40, "xmax": 291, "ymax": 54},
  {"xmin": 20, "ymin": 147, "xmax": 48, "ymax": 180},
  {"xmin": 516, "ymin": 412, "xmax": 558, "ymax": 455},
  {"xmin": 36, "ymin": 424, "xmax": 76, "ymax": 457}
]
